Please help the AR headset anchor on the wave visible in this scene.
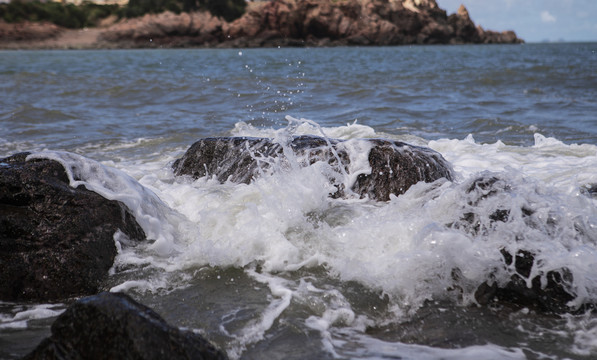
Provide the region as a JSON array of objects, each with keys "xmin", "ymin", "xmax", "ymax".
[
  {"xmin": 5, "ymin": 119, "xmax": 597, "ymax": 358},
  {"xmin": 20, "ymin": 120, "xmax": 597, "ymax": 310}
]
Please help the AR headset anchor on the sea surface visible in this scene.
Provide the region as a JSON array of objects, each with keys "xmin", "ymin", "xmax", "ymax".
[{"xmin": 1, "ymin": 43, "xmax": 597, "ymax": 359}]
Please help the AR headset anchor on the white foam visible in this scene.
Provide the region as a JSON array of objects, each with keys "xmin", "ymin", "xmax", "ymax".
[
  {"xmin": 78, "ymin": 123, "xmax": 596, "ymax": 309},
  {"xmin": 224, "ymin": 270, "xmax": 294, "ymax": 358},
  {"xmin": 429, "ymin": 133, "xmax": 597, "ymax": 188},
  {"xmin": 566, "ymin": 313, "xmax": 597, "ymax": 356},
  {"xmin": 22, "ymin": 121, "xmax": 597, "ymax": 357},
  {"xmin": 337, "ymin": 333, "xmax": 527, "ymax": 360},
  {"xmin": 0, "ymin": 304, "xmax": 64, "ymax": 330},
  {"xmin": 231, "ymin": 116, "xmax": 377, "ymax": 140}
]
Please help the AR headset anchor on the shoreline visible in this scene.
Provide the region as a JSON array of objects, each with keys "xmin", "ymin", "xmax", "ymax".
[
  {"xmin": 0, "ymin": 27, "xmax": 108, "ymax": 50},
  {"xmin": 0, "ymin": 27, "xmax": 525, "ymax": 51}
]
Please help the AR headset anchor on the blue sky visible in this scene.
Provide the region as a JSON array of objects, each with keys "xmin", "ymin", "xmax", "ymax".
[{"xmin": 437, "ymin": 0, "xmax": 597, "ymax": 42}]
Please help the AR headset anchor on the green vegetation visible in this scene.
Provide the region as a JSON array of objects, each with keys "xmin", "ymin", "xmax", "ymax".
[
  {"xmin": 123, "ymin": 0, "xmax": 246, "ymax": 22},
  {"xmin": 0, "ymin": 1, "xmax": 119, "ymax": 28},
  {"xmin": 0, "ymin": 0, "xmax": 246, "ymax": 29}
]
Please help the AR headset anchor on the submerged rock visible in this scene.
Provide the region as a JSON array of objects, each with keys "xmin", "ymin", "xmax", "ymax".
[
  {"xmin": 581, "ymin": 183, "xmax": 597, "ymax": 199},
  {"xmin": 172, "ymin": 136, "xmax": 454, "ymax": 201},
  {"xmin": 0, "ymin": 153, "xmax": 146, "ymax": 302},
  {"xmin": 24, "ymin": 291, "xmax": 228, "ymax": 360},
  {"xmin": 474, "ymin": 249, "xmax": 578, "ymax": 313},
  {"xmin": 452, "ymin": 174, "xmax": 591, "ymax": 313}
]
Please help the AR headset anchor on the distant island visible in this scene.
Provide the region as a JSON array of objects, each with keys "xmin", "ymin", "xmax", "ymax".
[{"xmin": 0, "ymin": 0, "xmax": 523, "ymax": 49}]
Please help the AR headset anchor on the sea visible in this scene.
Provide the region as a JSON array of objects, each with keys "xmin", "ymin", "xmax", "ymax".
[{"xmin": 1, "ymin": 43, "xmax": 597, "ymax": 359}]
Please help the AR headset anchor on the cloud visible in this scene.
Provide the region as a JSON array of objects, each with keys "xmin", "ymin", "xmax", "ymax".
[{"xmin": 541, "ymin": 10, "xmax": 557, "ymax": 23}]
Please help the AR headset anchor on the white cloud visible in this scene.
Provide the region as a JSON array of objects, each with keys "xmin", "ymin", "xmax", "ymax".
[{"xmin": 541, "ymin": 10, "xmax": 557, "ymax": 23}]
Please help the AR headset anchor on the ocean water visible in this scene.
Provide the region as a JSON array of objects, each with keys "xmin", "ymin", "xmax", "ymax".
[{"xmin": 1, "ymin": 43, "xmax": 597, "ymax": 359}]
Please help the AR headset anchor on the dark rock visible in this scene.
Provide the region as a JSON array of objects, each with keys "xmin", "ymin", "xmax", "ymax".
[
  {"xmin": 23, "ymin": 291, "xmax": 228, "ymax": 360},
  {"xmin": 350, "ymin": 138, "xmax": 453, "ymax": 201},
  {"xmin": 172, "ymin": 136, "xmax": 453, "ymax": 201},
  {"xmin": 0, "ymin": 153, "xmax": 146, "ymax": 302},
  {"xmin": 447, "ymin": 4, "xmax": 481, "ymax": 44},
  {"xmin": 451, "ymin": 174, "xmax": 587, "ymax": 313},
  {"xmin": 474, "ymin": 249, "xmax": 578, "ymax": 313},
  {"xmin": 581, "ymin": 183, "xmax": 597, "ymax": 198}
]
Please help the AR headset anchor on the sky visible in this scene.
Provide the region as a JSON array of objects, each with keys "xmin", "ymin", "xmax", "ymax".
[{"xmin": 437, "ymin": 0, "xmax": 597, "ymax": 43}]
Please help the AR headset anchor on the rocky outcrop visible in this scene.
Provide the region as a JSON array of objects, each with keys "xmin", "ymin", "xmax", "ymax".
[
  {"xmin": 0, "ymin": 20, "xmax": 62, "ymax": 42},
  {"xmin": 99, "ymin": 0, "xmax": 523, "ymax": 47},
  {"xmin": 172, "ymin": 136, "xmax": 454, "ymax": 201},
  {"xmin": 99, "ymin": 11, "xmax": 227, "ymax": 47},
  {"xmin": 0, "ymin": 153, "xmax": 146, "ymax": 302},
  {"xmin": 24, "ymin": 292, "xmax": 229, "ymax": 360}
]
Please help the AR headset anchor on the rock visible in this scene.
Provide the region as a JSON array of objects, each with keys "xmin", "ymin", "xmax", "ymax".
[
  {"xmin": 23, "ymin": 292, "xmax": 229, "ymax": 360},
  {"xmin": 236, "ymin": 0, "xmax": 525, "ymax": 46},
  {"xmin": 0, "ymin": 20, "xmax": 62, "ymax": 42},
  {"xmin": 447, "ymin": 4, "xmax": 481, "ymax": 44},
  {"xmin": 172, "ymin": 136, "xmax": 454, "ymax": 201},
  {"xmin": 99, "ymin": 11, "xmax": 227, "ymax": 47},
  {"xmin": 351, "ymin": 138, "xmax": 454, "ymax": 200},
  {"xmin": 0, "ymin": 153, "xmax": 146, "ymax": 302},
  {"xmin": 97, "ymin": 0, "xmax": 523, "ymax": 48},
  {"xmin": 474, "ymin": 249, "xmax": 578, "ymax": 313},
  {"xmin": 451, "ymin": 174, "xmax": 589, "ymax": 313}
]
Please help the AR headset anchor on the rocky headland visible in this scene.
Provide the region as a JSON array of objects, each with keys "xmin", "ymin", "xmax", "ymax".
[{"xmin": 0, "ymin": 0, "xmax": 523, "ymax": 49}]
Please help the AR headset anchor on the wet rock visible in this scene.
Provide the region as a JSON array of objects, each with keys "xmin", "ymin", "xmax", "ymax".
[
  {"xmin": 23, "ymin": 291, "xmax": 228, "ymax": 360},
  {"xmin": 581, "ymin": 183, "xmax": 597, "ymax": 198},
  {"xmin": 0, "ymin": 153, "xmax": 146, "ymax": 302},
  {"xmin": 474, "ymin": 249, "xmax": 578, "ymax": 313},
  {"xmin": 351, "ymin": 138, "xmax": 454, "ymax": 201},
  {"xmin": 172, "ymin": 136, "xmax": 453, "ymax": 201},
  {"xmin": 451, "ymin": 174, "xmax": 587, "ymax": 313}
]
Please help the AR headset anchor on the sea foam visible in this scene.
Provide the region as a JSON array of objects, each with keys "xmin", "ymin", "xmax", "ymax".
[{"xmin": 12, "ymin": 120, "xmax": 597, "ymax": 358}]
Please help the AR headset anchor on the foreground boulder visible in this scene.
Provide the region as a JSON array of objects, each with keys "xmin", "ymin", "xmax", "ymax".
[
  {"xmin": 172, "ymin": 136, "xmax": 454, "ymax": 201},
  {"xmin": 24, "ymin": 292, "xmax": 228, "ymax": 360},
  {"xmin": 0, "ymin": 153, "xmax": 146, "ymax": 302}
]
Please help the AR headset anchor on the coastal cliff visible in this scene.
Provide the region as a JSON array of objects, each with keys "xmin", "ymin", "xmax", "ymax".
[{"xmin": 0, "ymin": 0, "xmax": 523, "ymax": 49}]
